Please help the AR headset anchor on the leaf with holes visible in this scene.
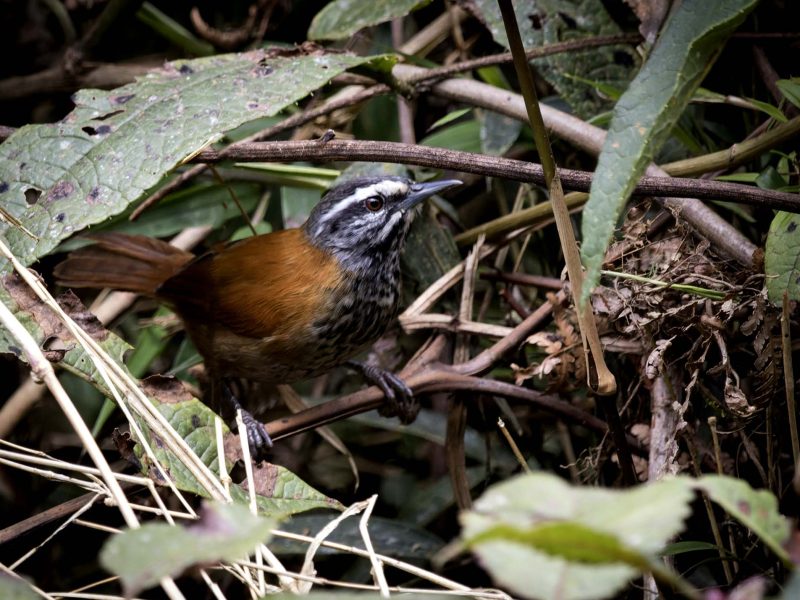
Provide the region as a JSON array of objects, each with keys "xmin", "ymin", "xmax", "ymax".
[
  {"xmin": 0, "ymin": 276, "xmax": 130, "ymax": 392},
  {"xmin": 468, "ymin": 0, "xmax": 637, "ymax": 118},
  {"xmin": 765, "ymin": 212, "xmax": 800, "ymax": 303},
  {"xmin": 133, "ymin": 376, "xmax": 343, "ymax": 518},
  {"xmin": 692, "ymin": 475, "xmax": 790, "ymax": 564},
  {"xmin": 0, "ymin": 50, "xmax": 390, "ymax": 270}
]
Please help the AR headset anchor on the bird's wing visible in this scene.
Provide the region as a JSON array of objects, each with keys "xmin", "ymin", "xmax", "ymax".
[{"xmin": 157, "ymin": 229, "xmax": 343, "ymax": 340}]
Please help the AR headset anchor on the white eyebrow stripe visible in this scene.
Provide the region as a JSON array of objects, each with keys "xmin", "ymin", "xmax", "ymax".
[{"xmin": 314, "ymin": 180, "xmax": 408, "ymax": 237}]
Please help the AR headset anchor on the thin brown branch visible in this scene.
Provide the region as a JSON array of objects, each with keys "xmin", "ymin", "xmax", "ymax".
[
  {"xmin": 0, "ymin": 485, "xmax": 134, "ymax": 545},
  {"xmin": 0, "ymin": 62, "xmax": 157, "ymax": 101},
  {"xmin": 195, "ymin": 139, "xmax": 800, "ymax": 212},
  {"xmin": 481, "ymin": 270, "xmax": 563, "ymax": 290},
  {"xmin": 264, "ymin": 369, "xmax": 615, "ymax": 442},
  {"xmin": 393, "ymin": 63, "xmax": 759, "ymax": 268},
  {"xmin": 455, "ymin": 291, "xmax": 559, "ymax": 376},
  {"xmin": 263, "ymin": 296, "xmax": 561, "ymax": 445},
  {"xmin": 408, "ymin": 33, "xmax": 642, "ymax": 84}
]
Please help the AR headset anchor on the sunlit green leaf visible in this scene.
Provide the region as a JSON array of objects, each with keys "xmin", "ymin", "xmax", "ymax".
[
  {"xmin": 100, "ymin": 502, "xmax": 275, "ymax": 595},
  {"xmin": 461, "ymin": 473, "xmax": 695, "ymax": 600}
]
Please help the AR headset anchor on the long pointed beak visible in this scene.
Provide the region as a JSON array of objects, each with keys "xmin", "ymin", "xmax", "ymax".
[{"xmin": 397, "ymin": 179, "xmax": 462, "ymax": 212}]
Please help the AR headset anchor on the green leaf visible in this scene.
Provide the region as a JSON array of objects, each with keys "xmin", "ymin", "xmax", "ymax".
[
  {"xmin": 427, "ymin": 108, "xmax": 472, "ymax": 132},
  {"xmin": 744, "ymin": 97, "xmax": 788, "ymax": 123},
  {"xmin": 420, "ymin": 120, "xmax": 482, "ymax": 153},
  {"xmin": 756, "ymin": 165, "xmax": 789, "ymax": 190},
  {"xmin": 470, "ymin": 521, "xmax": 650, "ymax": 566},
  {"xmin": 235, "ymin": 163, "xmax": 340, "ymax": 190},
  {"xmin": 477, "ymin": 65, "xmax": 511, "ymax": 90},
  {"xmin": 660, "ymin": 541, "xmax": 721, "ymax": 556},
  {"xmin": 0, "ymin": 276, "xmax": 131, "ymax": 393},
  {"xmin": 136, "ymin": 2, "xmax": 214, "ymax": 56},
  {"xmin": 692, "ymin": 475, "xmax": 791, "ymax": 564},
  {"xmin": 777, "ymin": 78, "xmax": 800, "ymax": 109},
  {"xmin": 58, "ymin": 182, "xmax": 264, "ymax": 250},
  {"xmin": 695, "ymin": 88, "xmax": 789, "ymax": 122},
  {"xmin": 100, "ymin": 502, "xmax": 275, "ymax": 595},
  {"xmin": 0, "ymin": 575, "xmax": 39, "ymax": 600},
  {"xmin": 397, "ymin": 467, "xmax": 487, "ymax": 526},
  {"xmin": 308, "ymin": 0, "xmax": 431, "ymax": 41},
  {"xmin": 765, "ymin": 211, "xmax": 800, "ymax": 303},
  {"xmin": 715, "ymin": 173, "xmax": 759, "ymax": 183},
  {"xmin": 478, "ymin": 110, "xmax": 523, "ymax": 156},
  {"xmin": 579, "ymin": 0, "xmax": 758, "ymax": 304},
  {"xmin": 281, "ymin": 185, "xmax": 323, "ymax": 228},
  {"xmin": 402, "ymin": 208, "xmax": 462, "ymax": 294},
  {"xmin": 469, "ymin": 0, "xmax": 637, "ymax": 118},
  {"xmin": 0, "ymin": 51, "xmax": 382, "ymax": 270},
  {"xmin": 229, "ymin": 463, "xmax": 344, "ymax": 518},
  {"xmin": 133, "ymin": 376, "xmax": 343, "ymax": 518},
  {"xmin": 461, "ymin": 473, "xmax": 695, "ymax": 600}
]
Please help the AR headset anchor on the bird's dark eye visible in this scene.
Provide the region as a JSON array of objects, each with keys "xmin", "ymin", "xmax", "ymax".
[{"xmin": 364, "ymin": 196, "xmax": 384, "ymax": 212}]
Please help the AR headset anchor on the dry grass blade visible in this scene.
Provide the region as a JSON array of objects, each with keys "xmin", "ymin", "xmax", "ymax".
[{"xmin": 0, "ymin": 239, "xmax": 225, "ymax": 504}]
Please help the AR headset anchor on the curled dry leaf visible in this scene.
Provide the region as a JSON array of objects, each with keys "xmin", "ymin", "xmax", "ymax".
[{"xmin": 644, "ymin": 337, "xmax": 674, "ymax": 380}]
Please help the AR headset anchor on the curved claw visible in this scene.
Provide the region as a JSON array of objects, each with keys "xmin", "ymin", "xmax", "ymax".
[
  {"xmin": 241, "ymin": 409, "xmax": 273, "ymax": 461},
  {"xmin": 348, "ymin": 360, "xmax": 419, "ymax": 424},
  {"xmin": 219, "ymin": 380, "xmax": 272, "ymax": 461}
]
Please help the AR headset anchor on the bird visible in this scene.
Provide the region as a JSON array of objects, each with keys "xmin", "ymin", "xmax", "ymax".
[{"xmin": 54, "ymin": 175, "xmax": 462, "ymax": 460}]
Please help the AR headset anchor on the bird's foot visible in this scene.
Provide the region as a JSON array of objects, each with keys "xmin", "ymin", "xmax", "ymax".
[
  {"xmin": 239, "ymin": 409, "xmax": 273, "ymax": 461},
  {"xmin": 348, "ymin": 360, "xmax": 419, "ymax": 424},
  {"xmin": 221, "ymin": 380, "xmax": 273, "ymax": 461}
]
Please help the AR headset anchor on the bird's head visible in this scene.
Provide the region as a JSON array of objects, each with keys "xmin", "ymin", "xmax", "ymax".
[{"xmin": 304, "ymin": 176, "xmax": 461, "ymax": 270}]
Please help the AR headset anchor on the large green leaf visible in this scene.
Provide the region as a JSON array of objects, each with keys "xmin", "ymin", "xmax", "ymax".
[
  {"xmin": 420, "ymin": 120, "xmax": 482, "ymax": 153},
  {"xmin": 579, "ymin": 0, "xmax": 758, "ymax": 303},
  {"xmin": 693, "ymin": 475, "xmax": 790, "ymax": 564},
  {"xmin": 309, "ymin": 0, "xmax": 432, "ymax": 41},
  {"xmin": 228, "ymin": 464, "xmax": 343, "ymax": 518},
  {"xmin": 764, "ymin": 211, "xmax": 800, "ymax": 303},
  {"xmin": 134, "ymin": 376, "xmax": 343, "ymax": 518},
  {"xmin": 0, "ymin": 575, "xmax": 39, "ymax": 600},
  {"xmin": 461, "ymin": 473, "xmax": 695, "ymax": 600},
  {"xmin": 468, "ymin": 0, "xmax": 637, "ymax": 118},
  {"xmin": 100, "ymin": 502, "xmax": 275, "ymax": 596},
  {"xmin": 0, "ymin": 51, "xmax": 386, "ymax": 269},
  {"xmin": 461, "ymin": 473, "xmax": 789, "ymax": 600},
  {"xmin": 59, "ymin": 182, "xmax": 265, "ymax": 248},
  {"xmin": 478, "ymin": 109, "xmax": 523, "ymax": 156},
  {"xmin": 0, "ymin": 275, "xmax": 130, "ymax": 392}
]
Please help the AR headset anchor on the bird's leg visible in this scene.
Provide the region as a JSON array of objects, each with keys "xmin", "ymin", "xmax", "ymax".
[
  {"xmin": 211, "ymin": 378, "xmax": 273, "ymax": 460},
  {"xmin": 347, "ymin": 360, "xmax": 419, "ymax": 424}
]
